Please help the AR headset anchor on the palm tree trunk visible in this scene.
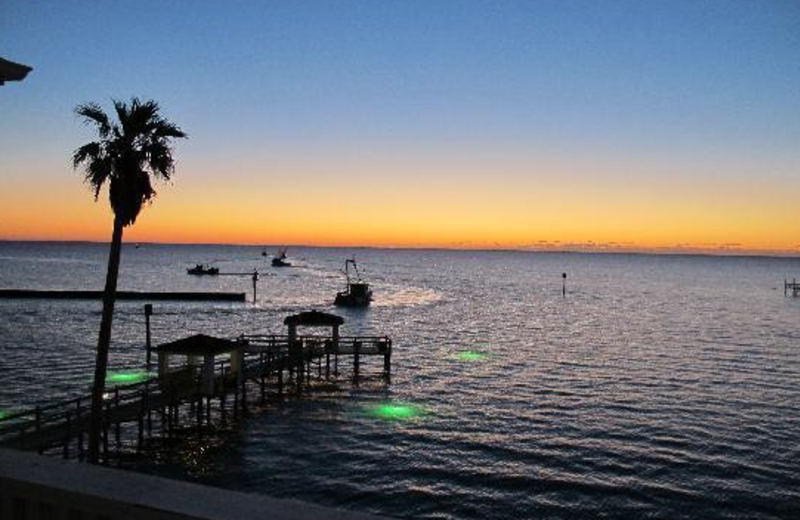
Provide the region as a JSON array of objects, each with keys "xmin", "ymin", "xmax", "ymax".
[{"xmin": 87, "ymin": 215, "xmax": 125, "ymax": 464}]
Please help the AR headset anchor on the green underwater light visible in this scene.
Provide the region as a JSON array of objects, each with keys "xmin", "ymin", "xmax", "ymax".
[
  {"xmin": 365, "ymin": 403, "xmax": 425, "ymax": 421},
  {"xmin": 456, "ymin": 350, "xmax": 488, "ymax": 361},
  {"xmin": 0, "ymin": 410, "xmax": 7, "ymax": 421},
  {"xmin": 106, "ymin": 371, "xmax": 153, "ymax": 384}
]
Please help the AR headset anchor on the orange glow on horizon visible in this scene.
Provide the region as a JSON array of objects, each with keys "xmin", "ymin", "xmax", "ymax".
[{"xmin": 2, "ymin": 154, "xmax": 799, "ymax": 255}]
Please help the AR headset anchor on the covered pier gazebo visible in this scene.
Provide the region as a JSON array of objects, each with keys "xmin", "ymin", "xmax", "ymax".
[
  {"xmin": 284, "ymin": 310, "xmax": 344, "ymax": 340},
  {"xmin": 284, "ymin": 311, "xmax": 344, "ymax": 381},
  {"xmin": 155, "ymin": 334, "xmax": 243, "ymax": 395}
]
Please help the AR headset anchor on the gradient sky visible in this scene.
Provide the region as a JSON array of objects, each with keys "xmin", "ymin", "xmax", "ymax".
[{"xmin": 1, "ymin": 0, "xmax": 799, "ymax": 253}]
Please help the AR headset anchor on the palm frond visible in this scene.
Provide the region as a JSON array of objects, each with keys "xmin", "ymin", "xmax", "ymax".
[
  {"xmin": 75, "ymin": 103, "xmax": 111, "ymax": 138},
  {"xmin": 85, "ymin": 155, "xmax": 112, "ymax": 200},
  {"xmin": 74, "ymin": 97, "xmax": 186, "ymax": 226},
  {"xmin": 113, "ymin": 98, "xmax": 132, "ymax": 136},
  {"xmin": 153, "ymin": 121, "xmax": 187, "ymax": 139},
  {"xmin": 72, "ymin": 142, "xmax": 102, "ymax": 168},
  {"xmin": 143, "ymin": 141, "xmax": 175, "ymax": 180},
  {"xmin": 129, "ymin": 99, "xmax": 160, "ymax": 136}
]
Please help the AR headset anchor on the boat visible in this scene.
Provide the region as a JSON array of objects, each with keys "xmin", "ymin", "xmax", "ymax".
[
  {"xmin": 271, "ymin": 248, "xmax": 291, "ymax": 267},
  {"xmin": 334, "ymin": 258, "xmax": 373, "ymax": 307},
  {"xmin": 187, "ymin": 264, "xmax": 219, "ymax": 276}
]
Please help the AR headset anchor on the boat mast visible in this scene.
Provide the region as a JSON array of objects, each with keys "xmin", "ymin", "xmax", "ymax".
[{"xmin": 343, "ymin": 258, "xmax": 361, "ymax": 287}]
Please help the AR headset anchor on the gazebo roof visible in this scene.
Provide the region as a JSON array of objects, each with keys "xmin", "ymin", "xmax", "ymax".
[
  {"xmin": 284, "ymin": 310, "xmax": 344, "ymax": 327},
  {"xmin": 0, "ymin": 57, "xmax": 32, "ymax": 85},
  {"xmin": 155, "ymin": 334, "xmax": 239, "ymax": 356}
]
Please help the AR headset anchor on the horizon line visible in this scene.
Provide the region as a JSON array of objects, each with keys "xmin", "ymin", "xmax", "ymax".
[{"xmin": 1, "ymin": 238, "xmax": 799, "ymax": 261}]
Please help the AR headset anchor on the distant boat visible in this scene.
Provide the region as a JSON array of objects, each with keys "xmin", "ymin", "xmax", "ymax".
[
  {"xmin": 187, "ymin": 264, "xmax": 219, "ymax": 276},
  {"xmin": 334, "ymin": 258, "xmax": 372, "ymax": 307},
  {"xmin": 272, "ymin": 248, "xmax": 291, "ymax": 267}
]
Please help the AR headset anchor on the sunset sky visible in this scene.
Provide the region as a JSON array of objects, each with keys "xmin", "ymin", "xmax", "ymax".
[{"xmin": 1, "ymin": 1, "xmax": 799, "ymax": 253}]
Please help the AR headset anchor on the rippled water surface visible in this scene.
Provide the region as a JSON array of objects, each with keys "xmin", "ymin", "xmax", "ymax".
[{"xmin": 1, "ymin": 242, "xmax": 799, "ymax": 519}]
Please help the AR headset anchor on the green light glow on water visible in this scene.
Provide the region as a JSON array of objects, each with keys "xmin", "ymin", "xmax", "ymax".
[
  {"xmin": 455, "ymin": 350, "xmax": 488, "ymax": 361},
  {"xmin": 107, "ymin": 371, "xmax": 153, "ymax": 384},
  {"xmin": 0, "ymin": 411, "xmax": 7, "ymax": 421},
  {"xmin": 365, "ymin": 403, "xmax": 425, "ymax": 421}
]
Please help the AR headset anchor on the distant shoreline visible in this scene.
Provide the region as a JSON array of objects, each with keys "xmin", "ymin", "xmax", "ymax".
[{"xmin": 1, "ymin": 239, "xmax": 799, "ymax": 260}]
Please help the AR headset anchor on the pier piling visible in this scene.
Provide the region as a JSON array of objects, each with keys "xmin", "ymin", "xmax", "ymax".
[
  {"xmin": 0, "ymin": 313, "xmax": 393, "ymax": 463},
  {"xmin": 145, "ymin": 304, "xmax": 153, "ymax": 369}
]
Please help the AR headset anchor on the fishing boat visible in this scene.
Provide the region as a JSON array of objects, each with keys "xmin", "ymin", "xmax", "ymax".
[
  {"xmin": 334, "ymin": 258, "xmax": 373, "ymax": 307},
  {"xmin": 271, "ymin": 248, "xmax": 291, "ymax": 267},
  {"xmin": 187, "ymin": 264, "xmax": 219, "ymax": 276}
]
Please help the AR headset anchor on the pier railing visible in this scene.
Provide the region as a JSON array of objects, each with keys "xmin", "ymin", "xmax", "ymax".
[
  {"xmin": 0, "ymin": 375, "xmax": 186, "ymax": 450},
  {"xmin": 0, "ymin": 333, "xmax": 392, "ymax": 456}
]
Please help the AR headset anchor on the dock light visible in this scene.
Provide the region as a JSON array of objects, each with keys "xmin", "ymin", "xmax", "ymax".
[
  {"xmin": 107, "ymin": 371, "xmax": 153, "ymax": 384},
  {"xmin": 365, "ymin": 403, "xmax": 425, "ymax": 421},
  {"xmin": 455, "ymin": 350, "xmax": 488, "ymax": 361}
]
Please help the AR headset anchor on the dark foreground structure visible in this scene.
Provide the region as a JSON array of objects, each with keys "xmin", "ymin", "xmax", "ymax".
[
  {"xmin": 0, "ymin": 56, "xmax": 32, "ymax": 85},
  {"xmin": 0, "ymin": 311, "xmax": 393, "ymax": 519},
  {"xmin": 0, "ymin": 312, "xmax": 391, "ymax": 462},
  {"xmin": 0, "ymin": 448, "xmax": 390, "ymax": 520}
]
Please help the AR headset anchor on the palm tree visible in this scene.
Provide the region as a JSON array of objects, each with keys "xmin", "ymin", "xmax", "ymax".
[{"xmin": 73, "ymin": 98, "xmax": 186, "ymax": 464}]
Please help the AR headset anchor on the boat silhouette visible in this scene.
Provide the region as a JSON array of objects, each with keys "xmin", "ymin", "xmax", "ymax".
[{"xmin": 334, "ymin": 258, "xmax": 372, "ymax": 307}]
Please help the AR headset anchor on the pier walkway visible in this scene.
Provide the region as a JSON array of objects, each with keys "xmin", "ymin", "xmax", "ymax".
[{"xmin": 0, "ymin": 312, "xmax": 392, "ymax": 461}]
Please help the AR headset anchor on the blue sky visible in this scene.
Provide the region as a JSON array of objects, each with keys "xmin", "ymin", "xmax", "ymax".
[
  {"xmin": 1, "ymin": 1, "xmax": 799, "ymax": 250},
  {"xmin": 4, "ymin": 1, "xmax": 799, "ymax": 152}
]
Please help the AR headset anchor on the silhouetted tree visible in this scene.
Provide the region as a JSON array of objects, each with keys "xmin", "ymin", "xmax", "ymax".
[{"xmin": 73, "ymin": 98, "xmax": 186, "ymax": 464}]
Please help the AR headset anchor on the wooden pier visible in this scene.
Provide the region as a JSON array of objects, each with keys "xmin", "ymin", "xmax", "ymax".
[
  {"xmin": 784, "ymin": 279, "xmax": 800, "ymax": 297},
  {"xmin": 0, "ymin": 289, "xmax": 246, "ymax": 301},
  {"xmin": 0, "ymin": 311, "xmax": 392, "ymax": 463}
]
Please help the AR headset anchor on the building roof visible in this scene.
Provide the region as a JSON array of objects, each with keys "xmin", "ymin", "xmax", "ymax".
[
  {"xmin": 284, "ymin": 310, "xmax": 344, "ymax": 327},
  {"xmin": 155, "ymin": 334, "xmax": 239, "ymax": 355},
  {"xmin": 0, "ymin": 57, "xmax": 32, "ymax": 85}
]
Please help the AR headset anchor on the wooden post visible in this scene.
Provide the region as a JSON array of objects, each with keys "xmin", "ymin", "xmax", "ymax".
[
  {"xmin": 252, "ymin": 270, "xmax": 259, "ymax": 304},
  {"xmin": 144, "ymin": 304, "xmax": 153, "ymax": 369},
  {"xmin": 333, "ymin": 326, "xmax": 340, "ymax": 377},
  {"xmin": 562, "ymin": 272, "xmax": 567, "ymax": 297},
  {"xmin": 383, "ymin": 339, "xmax": 391, "ymax": 378},
  {"xmin": 196, "ymin": 380, "xmax": 203, "ymax": 427},
  {"xmin": 259, "ymin": 352, "xmax": 266, "ymax": 403},
  {"xmin": 353, "ymin": 340, "xmax": 361, "ymax": 383},
  {"xmin": 326, "ymin": 340, "xmax": 331, "ymax": 379}
]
